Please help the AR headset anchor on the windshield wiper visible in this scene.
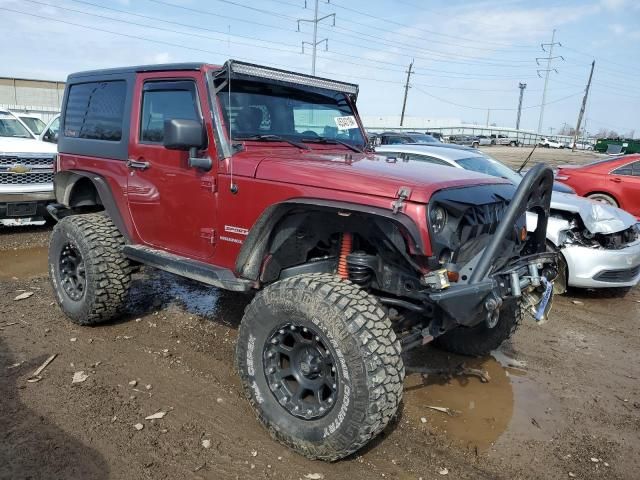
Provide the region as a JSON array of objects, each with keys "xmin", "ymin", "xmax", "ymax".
[
  {"xmin": 301, "ymin": 136, "xmax": 363, "ymax": 153},
  {"xmin": 235, "ymin": 134, "xmax": 310, "ymax": 150}
]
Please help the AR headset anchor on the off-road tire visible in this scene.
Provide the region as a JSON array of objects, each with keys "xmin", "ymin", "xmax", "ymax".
[
  {"xmin": 434, "ymin": 300, "xmax": 521, "ymax": 357},
  {"xmin": 49, "ymin": 213, "xmax": 132, "ymax": 325},
  {"xmin": 235, "ymin": 273, "xmax": 404, "ymax": 461}
]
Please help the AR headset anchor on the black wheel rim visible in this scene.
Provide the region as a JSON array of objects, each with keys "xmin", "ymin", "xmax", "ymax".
[
  {"xmin": 59, "ymin": 242, "xmax": 86, "ymax": 301},
  {"xmin": 263, "ymin": 323, "xmax": 339, "ymax": 420}
]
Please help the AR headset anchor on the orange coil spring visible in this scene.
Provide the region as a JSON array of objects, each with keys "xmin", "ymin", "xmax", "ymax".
[{"xmin": 337, "ymin": 232, "xmax": 353, "ymax": 279}]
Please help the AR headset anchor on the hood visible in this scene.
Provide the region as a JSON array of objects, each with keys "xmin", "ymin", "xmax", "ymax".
[
  {"xmin": 253, "ymin": 152, "xmax": 508, "ymax": 203},
  {"xmin": 550, "ymin": 191, "xmax": 637, "ymax": 233},
  {"xmin": 0, "ymin": 137, "xmax": 57, "ymax": 154}
]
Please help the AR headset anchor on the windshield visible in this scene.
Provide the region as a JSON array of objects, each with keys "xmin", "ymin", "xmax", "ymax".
[
  {"xmin": 20, "ymin": 116, "xmax": 46, "ymax": 135},
  {"xmin": 219, "ymin": 80, "xmax": 365, "ymax": 148},
  {"xmin": 456, "ymin": 155, "xmax": 522, "ymax": 184},
  {"xmin": 0, "ymin": 114, "xmax": 33, "ymax": 138}
]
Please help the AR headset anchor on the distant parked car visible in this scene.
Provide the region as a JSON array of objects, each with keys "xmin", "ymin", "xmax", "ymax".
[
  {"xmin": 372, "ymin": 131, "xmax": 438, "ymax": 145},
  {"xmin": 569, "ymin": 140, "xmax": 594, "ymax": 151},
  {"xmin": 425, "ymin": 131, "xmax": 445, "ymax": 142},
  {"xmin": 377, "ymin": 143, "xmax": 640, "ymax": 293},
  {"xmin": 539, "ymin": 137, "xmax": 564, "ymax": 149},
  {"xmin": 17, "ymin": 114, "xmax": 47, "ymax": 137},
  {"xmin": 490, "ymin": 134, "xmax": 520, "ymax": 146},
  {"xmin": 448, "ymin": 135, "xmax": 479, "ymax": 148},
  {"xmin": 477, "ymin": 135, "xmax": 492, "ymax": 146},
  {"xmin": 556, "ymin": 154, "xmax": 640, "ymax": 217}
]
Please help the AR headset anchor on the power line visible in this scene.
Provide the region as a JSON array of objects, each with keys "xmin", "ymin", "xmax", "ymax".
[
  {"xmin": 413, "ymin": 86, "xmax": 582, "ymax": 112},
  {"xmin": 23, "ymin": 0, "xmax": 300, "ymax": 55},
  {"xmin": 327, "ymin": 0, "xmax": 538, "ymax": 50},
  {"xmin": 0, "ymin": 6, "xmax": 304, "ymax": 71}
]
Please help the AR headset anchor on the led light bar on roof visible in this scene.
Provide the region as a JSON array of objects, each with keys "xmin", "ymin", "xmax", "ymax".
[{"xmin": 226, "ymin": 60, "xmax": 359, "ymax": 98}]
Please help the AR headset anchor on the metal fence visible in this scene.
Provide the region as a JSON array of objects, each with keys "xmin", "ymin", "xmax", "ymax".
[{"xmin": 365, "ymin": 124, "xmax": 595, "ymax": 146}]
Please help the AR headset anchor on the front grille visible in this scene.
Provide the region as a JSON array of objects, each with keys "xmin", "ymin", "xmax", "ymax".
[
  {"xmin": 0, "ymin": 172, "xmax": 53, "ymax": 185},
  {"xmin": 459, "ymin": 201, "xmax": 508, "ymax": 244},
  {"xmin": 0, "ymin": 156, "xmax": 54, "ymax": 167},
  {"xmin": 594, "ymin": 265, "xmax": 640, "ymax": 283},
  {"xmin": 0, "ymin": 154, "xmax": 55, "ymax": 185}
]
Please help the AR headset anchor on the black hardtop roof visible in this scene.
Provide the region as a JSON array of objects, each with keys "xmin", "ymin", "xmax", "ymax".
[{"xmin": 66, "ymin": 62, "xmax": 215, "ymax": 82}]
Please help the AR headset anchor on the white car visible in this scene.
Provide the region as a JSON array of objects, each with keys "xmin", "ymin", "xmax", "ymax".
[
  {"xmin": 0, "ymin": 110, "xmax": 57, "ymax": 223},
  {"xmin": 17, "ymin": 114, "xmax": 47, "ymax": 137},
  {"xmin": 38, "ymin": 114, "xmax": 60, "ymax": 143},
  {"xmin": 376, "ymin": 143, "xmax": 640, "ymax": 293},
  {"xmin": 539, "ymin": 137, "xmax": 564, "ymax": 149}
]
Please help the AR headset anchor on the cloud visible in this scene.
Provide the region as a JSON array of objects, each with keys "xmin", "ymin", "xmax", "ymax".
[{"xmin": 609, "ymin": 23, "xmax": 625, "ymax": 35}]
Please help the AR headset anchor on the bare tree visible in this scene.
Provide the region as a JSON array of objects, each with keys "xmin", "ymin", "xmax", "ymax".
[{"xmin": 595, "ymin": 128, "xmax": 608, "ymax": 139}]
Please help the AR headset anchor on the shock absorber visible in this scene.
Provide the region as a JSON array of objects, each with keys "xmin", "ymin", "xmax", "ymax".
[{"xmin": 337, "ymin": 232, "xmax": 353, "ymax": 279}]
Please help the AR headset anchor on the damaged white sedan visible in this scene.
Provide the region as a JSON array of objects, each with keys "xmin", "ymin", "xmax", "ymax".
[
  {"xmin": 538, "ymin": 193, "xmax": 640, "ymax": 293},
  {"xmin": 375, "ymin": 143, "xmax": 640, "ymax": 293}
]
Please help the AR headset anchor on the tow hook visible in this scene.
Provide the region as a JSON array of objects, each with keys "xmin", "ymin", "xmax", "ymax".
[{"xmin": 484, "ymin": 294, "xmax": 503, "ymax": 328}]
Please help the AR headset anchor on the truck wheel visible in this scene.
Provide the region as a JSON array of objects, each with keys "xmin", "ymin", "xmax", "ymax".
[
  {"xmin": 509, "ymin": 141, "xmax": 517, "ymax": 147},
  {"xmin": 236, "ymin": 273, "xmax": 404, "ymax": 461},
  {"xmin": 48, "ymin": 213, "xmax": 132, "ymax": 325},
  {"xmin": 434, "ymin": 300, "xmax": 521, "ymax": 357}
]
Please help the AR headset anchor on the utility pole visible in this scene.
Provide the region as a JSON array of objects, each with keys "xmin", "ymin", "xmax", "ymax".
[
  {"xmin": 536, "ymin": 29, "xmax": 564, "ymax": 134},
  {"xmin": 572, "ymin": 60, "xmax": 595, "ymax": 151},
  {"xmin": 298, "ymin": 0, "xmax": 335, "ymax": 75},
  {"xmin": 516, "ymin": 83, "xmax": 526, "ymax": 130},
  {"xmin": 485, "ymin": 108, "xmax": 491, "ymax": 127},
  {"xmin": 400, "ymin": 59, "xmax": 414, "ymax": 126}
]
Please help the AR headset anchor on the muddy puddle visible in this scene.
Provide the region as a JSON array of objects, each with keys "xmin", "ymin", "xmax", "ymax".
[
  {"xmin": 0, "ymin": 246, "xmax": 48, "ymax": 280},
  {"xmin": 403, "ymin": 350, "xmax": 557, "ymax": 452}
]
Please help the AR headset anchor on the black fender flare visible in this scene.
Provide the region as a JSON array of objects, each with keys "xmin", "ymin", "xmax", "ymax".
[
  {"xmin": 235, "ymin": 198, "xmax": 425, "ymax": 281},
  {"xmin": 54, "ymin": 170, "xmax": 132, "ymax": 242}
]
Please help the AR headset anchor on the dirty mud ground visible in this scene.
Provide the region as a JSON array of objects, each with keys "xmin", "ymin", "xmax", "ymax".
[{"xmin": 1, "ymin": 150, "xmax": 639, "ymax": 479}]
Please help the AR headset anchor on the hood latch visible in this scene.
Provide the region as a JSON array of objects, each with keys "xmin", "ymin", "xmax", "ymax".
[{"xmin": 391, "ymin": 186, "xmax": 412, "ymax": 214}]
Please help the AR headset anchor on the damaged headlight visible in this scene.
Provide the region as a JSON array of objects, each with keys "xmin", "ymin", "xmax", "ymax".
[{"xmin": 430, "ymin": 205, "xmax": 448, "ymax": 234}]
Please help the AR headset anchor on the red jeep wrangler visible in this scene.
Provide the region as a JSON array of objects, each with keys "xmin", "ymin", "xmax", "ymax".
[{"xmin": 48, "ymin": 60, "xmax": 556, "ymax": 460}]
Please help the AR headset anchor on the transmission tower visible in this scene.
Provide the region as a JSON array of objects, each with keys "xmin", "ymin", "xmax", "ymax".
[
  {"xmin": 536, "ymin": 29, "xmax": 564, "ymax": 134},
  {"xmin": 297, "ymin": 0, "xmax": 335, "ymax": 75}
]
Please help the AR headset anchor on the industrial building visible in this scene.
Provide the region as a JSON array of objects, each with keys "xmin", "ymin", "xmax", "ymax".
[{"xmin": 0, "ymin": 76, "xmax": 64, "ymax": 122}]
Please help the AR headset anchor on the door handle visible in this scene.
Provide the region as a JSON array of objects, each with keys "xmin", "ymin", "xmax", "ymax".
[
  {"xmin": 126, "ymin": 159, "xmax": 151, "ymax": 170},
  {"xmin": 610, "ymin": 177, "xmax": 622, "ymax": 183}
]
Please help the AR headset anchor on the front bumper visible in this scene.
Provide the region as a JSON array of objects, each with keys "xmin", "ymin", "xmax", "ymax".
[
  {"xmin": 427, "ymin": 164, "xmax": 556, "ymax": 331},
  {"xmin": 0, "ymin": 183, "xmax": 54, "ymax": 219},
  {"xmin": 562, "ymin": 240, "xmax": 640, "ymax": 288}
]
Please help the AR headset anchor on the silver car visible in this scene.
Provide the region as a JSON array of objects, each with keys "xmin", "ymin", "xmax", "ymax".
[{"xmin": 376, "ymin": 143, "xmax": 640, "ymax": 293}]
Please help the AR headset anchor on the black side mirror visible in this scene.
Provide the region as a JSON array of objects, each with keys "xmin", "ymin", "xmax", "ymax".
[
  {"xmin": 163, "ymin": 119, "xmax": 206, "ymax": 150},
  {"xmin": 163, "ymin": 119, "xmax": 211, "ymax": 171}
]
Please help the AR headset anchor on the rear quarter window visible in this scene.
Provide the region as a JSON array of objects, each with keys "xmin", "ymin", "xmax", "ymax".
[{"xmin": 64, "ymin": 81, "xmax": 126, "ymax": 141}]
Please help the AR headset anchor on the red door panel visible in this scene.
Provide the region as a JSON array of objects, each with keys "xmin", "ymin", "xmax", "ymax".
[{"xmin": 126, "ymin": 71, "xmax": 218, "ymax": 260}]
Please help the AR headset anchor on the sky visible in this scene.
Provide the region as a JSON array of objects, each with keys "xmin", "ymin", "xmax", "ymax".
[{"xmin": 2, "ymin": 0, "xmax": 639, "ymax": 136}]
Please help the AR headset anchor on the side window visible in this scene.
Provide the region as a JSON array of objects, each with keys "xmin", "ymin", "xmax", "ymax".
[
  {"xmin": 140, "ymin": 81, "xmax": 199, "ymax": 143},
  {"xmin": 43, "ymin": 117, "xmax": 60, "ymax": 143},
  {"xmin": 404, "ymin": 153, "xmax": 450, "ymax": 166},
  {"xmin": 613, "ymin": 162, "xmax": 634, "ymax": 176},
  {"xmin": 64, "ymin": 81, "xmax": 126, "ymax": 141},
  {"xmin": 632, "ymin": 161, "xmax": 640, "ymax": 177}
]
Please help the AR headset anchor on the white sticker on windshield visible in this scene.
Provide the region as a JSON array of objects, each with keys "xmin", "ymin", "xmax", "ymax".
[{"xmin": 334, "ymin": 115, "xmax": 358, "ymax": 130}]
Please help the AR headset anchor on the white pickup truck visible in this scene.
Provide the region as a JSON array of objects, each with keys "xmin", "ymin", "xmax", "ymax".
[
  {"xmin": 490, "ymin": 134, "xmax": 520, "ymax": 146},
  {"xmin": 0, "ymin": 110, "xmax": 57, "ymax": 223}
]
